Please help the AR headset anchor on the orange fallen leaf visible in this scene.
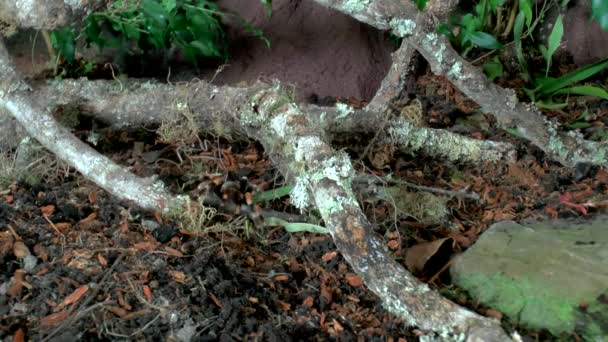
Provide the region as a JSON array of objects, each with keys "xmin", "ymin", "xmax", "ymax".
[
  {"xmin": 88, "ymin": 191, "xmax": 97, "ymax": 204},
  {"xmin": 405, "ymin": 238, "xmax": 454, "ymax": 273},
  {"xmin": 387, "ymin": 239, "xmax": 400, "ymax": 250},
  {"xmin": 106, "ymin": 305, "xmax": 128, "ymax": 318},
  {"xmin": 322, "ymin": 251, "xmax": 337, "ymax": 262},
  {"xmin": 13, "ymin": 241, "xmax": 31, "ymax": 259},
  {"xmin": 40, "ymin": 205, "xmax": 55, "ymax": 216},
  {"xmin": 54, "ymin": 222, "xmax": 72, "ymax": 231},
  {"xmin": 274, "ymin": 274, "xmax": 289, "ymax": 282},
  {"xmin": 303, "ymin": 296, "xmax": 314, "ymax": 308},
  {"xmin": 4, "ymin": 194, "xmax": 13, "ymax": 203},
  {"xmin": 40, "ymin": 310, "xmax": 69, "ymax": 328},
  {"xmin": 55, "ymin": 284, "xmax": 89, "ymax": 312},
  {"xmin": 97, "ymin": 254, "xmax": 108, "ymax": 266},
  {"xmin": 13, "ymin": 328, "xmax": 25, "ymax": 342},
  {"xmin": 8, "ymin": 269, "xmax": 26, "ymax": 297},
  {"xmin": 143, "ymin": 285, "xmax": 153, "ymax": 302},
  {"xmin": 163, "ymin": 246, "xmax": 183, "ymax": 257},
  {"xmin": 123, "ymin": 310, "xmax": 147, "ymax": 320},
  {"xmin": 133, "ymin": 241, "xmax": 160, "ymax": 251},
  {"xmin": 278, "ymin": 301, "xmax": 291, "ymax": 311},
  {"xmin": 484, "ymin": 309, "xmax": 503, "ymax": 320},
  {"xmin": 345, "ymin": 274, "xmax": 363, "ymax": 287},
  {"xmin": 78, "ymin": 213, "xmax": 97, "ymax": 225}
]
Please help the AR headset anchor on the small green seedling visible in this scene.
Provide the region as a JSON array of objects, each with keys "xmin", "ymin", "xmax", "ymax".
[
  {"xmin": 265, "ymin": 217, "xmax": 328, "ymax": 234},
  {"xmin": 539, "ymin": 15, "xmax": 563, "ymax": 76},
  {"xmin": 527, "ymin": 58, "xmax": 608, "ymax": 109}
]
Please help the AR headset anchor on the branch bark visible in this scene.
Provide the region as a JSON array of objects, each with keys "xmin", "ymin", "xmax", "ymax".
[
  {"xmin": 0, "ymin": 41, "xmax": 187, "ymax": 212},
  {"xmin": 1, "ymin": 78, "xmax": 514, "ymax": 163}
]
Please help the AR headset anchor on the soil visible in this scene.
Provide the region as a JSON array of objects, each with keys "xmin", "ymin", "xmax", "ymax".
[{"xmin": 0, "ymin": 144, "xmax": 418, "ymax": 341}]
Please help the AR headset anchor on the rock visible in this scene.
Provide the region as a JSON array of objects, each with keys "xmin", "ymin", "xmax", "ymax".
[{"xmin": 451, "ymin": 218, "xmax": 608, "ymax": 339}]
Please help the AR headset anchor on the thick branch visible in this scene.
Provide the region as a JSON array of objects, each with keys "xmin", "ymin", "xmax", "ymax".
[
  {"xmin": 5, "ymin": 78, "xmax": 513, "ymax": 163},
  {"xmin": 0, "ymin": 41, "xmax": 187, "ymax": 212},
  {"xmin": 0, "ymin": 0, "xmax": 101, "ymax": 32},
  {"xmin": 229, "ymin": 83, "xmax": 510, "ymax": 340}
]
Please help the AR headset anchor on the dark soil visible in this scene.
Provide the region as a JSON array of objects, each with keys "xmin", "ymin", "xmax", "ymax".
[{"xmin": 0, "ymin": 174, "xmax": 415, "ymax": 341}]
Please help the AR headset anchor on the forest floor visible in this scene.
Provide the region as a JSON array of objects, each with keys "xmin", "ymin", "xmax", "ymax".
[{"xmin": 2, "ymin": 62, "xmax": 608, "ymax": 341}]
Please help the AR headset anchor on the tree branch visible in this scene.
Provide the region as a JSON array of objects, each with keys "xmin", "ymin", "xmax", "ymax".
[{"xmin": 314, "ymin": 0, "xmax": 608, "ymax": 167}]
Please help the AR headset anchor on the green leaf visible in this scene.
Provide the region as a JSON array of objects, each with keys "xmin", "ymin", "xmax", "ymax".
[
  {"xmin": 545, "ymin": 15, "xmax": 563, "ymax": 75},
  {"xmin": 141, "ymin": 0, "xmax": 168, "ymax": 26},
  {"xmin": 535, "ymin": 100, "xmax": 568, "ymax": 110},
  {"xmin": 253, "ymin": 185, "xmax": 293, "ymax": 203},
  {"xmin": 536, "ymin": 58, "xmax": 608, "ymax": 97},
  {"xmin": 483, "ymin": 57, "xmax": 503, "ymax": 81},
  {"xmin": 553, "ymin": 85, "xmax": 608, "ymax": 99},
  {"xmin": 591, "ymin": 0, "xmax": 608, "ymax": 32},
  {"xmin": 566, "ymin": 121, "xmax": 592, "ymax": 129},
  {"xmin": 161, "ymin": 0, "xmax": 177, "ymax": 13},
  {"xmin": 189, "ymin": 39, "xmax": 220, "ymax": 57},
  {"xmin": 468, "ymin": 31, "xmax": 503, "ymax": 49},
  {"xmin": 413, "ymin": 0, "xmax": 427, "ymax": 11},
  {"xmin": 260, "ymin": 0, "xmax": 273, "ymax": 17},
  {"xmin": 85, "ymin": 16, "xmax": 104, "ymax": 48},
  {"xmin": 519, "ymin": 0, "xmax": 533, "ymax": 28},
  {"xmin": 513, "ymin": 11, "xmax": 529, "ymax": 80},
  {"xmin": 239, "ymin": 18, "xmax": 270, "ymax": 48},
  {"xmin": 265, "ymin": 217, "xmax": 329, "ymax": 234},
  {"xmin": 50, "ymin": 28, "xmax": 76, "ymax": 63}
]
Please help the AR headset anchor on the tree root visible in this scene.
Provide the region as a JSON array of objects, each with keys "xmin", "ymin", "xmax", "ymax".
[
  {"xmin": 0, "ymin": 78, "xmax": 514, "ymax": 164},
  {"xmin": 0, "ymin": 42, "xmax": 188, "ymax": 212},
  {"xmin": 314, "ymin": 0, "xmax": 608, "ymax": 168}
]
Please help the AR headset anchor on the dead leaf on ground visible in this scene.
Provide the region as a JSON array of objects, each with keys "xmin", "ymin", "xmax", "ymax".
[
  {"xmin": 55, "ymin": 284, "xmax": 89, "ymax": 312},
  {"xmin": 40, "ymin": 310, "xmax": 69, "ymax": 328},
  {"xmin": 405, "ymin": 238, "xmax": 454, "ymax": 273}
]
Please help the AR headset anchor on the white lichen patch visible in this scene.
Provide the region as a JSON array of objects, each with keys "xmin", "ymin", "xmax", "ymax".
[
  {"xmin": 447, "ymin": 62, "xmax": 462, "ymax": 79},
  {"xmin": 318, "ymin": 153, "xmax": 354, "ymax": 183},
  {"xmin": 422, "ymin": 32, "xmax": 445, "ymax": 67},
  {"xmin": 389, "ymin": 18, "xmax": 416, "ymax": 37},
  {"xmin": 270, "ymin": 113, "xmax": 290, "ymax": 139},
  {"xmin": 336, "ymin": 102, "xmax": 354, "ymax": 119},
  {"xmin": 294, "ymin": 136, "xmax": 324, "ymax": 162},
  {"xmin": 343, "ymin": 0, "xmax": 370, "ymax": 13},
  {"xmin": 290, "ymin": 176, "xmax": 311, "ymax": 209},
  {"xmin": 313, "ymin": 187, "xmax": 358, "ymax": 217}
]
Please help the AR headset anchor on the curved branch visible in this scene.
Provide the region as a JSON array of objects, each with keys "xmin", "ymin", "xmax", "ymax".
[
  {"xmin": 3, "ymin": 78, "xmax": 514, "ymax": 163},
  {"xmin": 0, "ymin": 41, "xmax": 187, "ymax": 212},
  {"xmin": 231, "ymin": 83, "xmax": 511, "ymax": 340}
]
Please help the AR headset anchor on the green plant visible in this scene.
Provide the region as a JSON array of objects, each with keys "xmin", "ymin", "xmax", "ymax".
[
  {"xmin": 439, "ymin": 0, "xmax": 504, "ymax": 54},
  {"xmin": 526, "ymin": 58, "xmax": 608, "ymax": 108},
  {"xmin": 518, "ymin": 12, "xmax": 608, "ymax": 108},
  {"xmin": 51, "ymin": 0, "xmax": 269, "ymax": 67},
  {"xmin": 413, "ymin": 0, "xmax": 428, "ymax": 11},
  {"xmin": 591, "ymin": 0, "xmax": 608, "ymax": 32},
  {"xmin": 538, "ymin": 14, "xmax": 562, "ymax": 76}
]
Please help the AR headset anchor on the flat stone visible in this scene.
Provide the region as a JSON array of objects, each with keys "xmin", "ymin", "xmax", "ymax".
[{"xmin": 451, "ymin": 218, "xmax": 608, "ymax": 339}]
